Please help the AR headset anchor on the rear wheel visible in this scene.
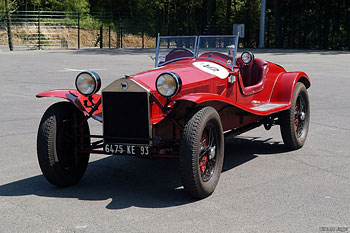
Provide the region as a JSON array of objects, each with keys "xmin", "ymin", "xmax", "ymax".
[
  {"xmin": 179, "ymin": 107, "xmax": 224, "ymax": 199},
  {"xmin": 37, "ymin": 102, "xmax": 90, "ymax": 187},
  {"xmin": 279, "ymin": 82, "xmax": 310, "ymax": 150}
]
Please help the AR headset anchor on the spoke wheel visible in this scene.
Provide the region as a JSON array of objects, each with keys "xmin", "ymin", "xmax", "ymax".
[
  {"xmin": 294, "ymin": 95, "xmax": 307, "ymax": 138},
  {"xmin": 199, "ymin": 126, "xmax": 217, "ymax": 182},
  {"xmin": 280, "ymin": 82, "xmax": 310, "ymax": 150},
  {"xmin": 180, "ymin": 107, "xmax": 224, "ymax": 199}
]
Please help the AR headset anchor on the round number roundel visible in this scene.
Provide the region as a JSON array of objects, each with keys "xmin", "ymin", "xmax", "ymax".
[{"xmin": 192, "ymin": 62, "xmax": 229, "ymax": 79}]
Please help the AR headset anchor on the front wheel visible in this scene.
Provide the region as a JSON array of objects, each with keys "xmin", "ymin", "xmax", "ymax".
[
  {"xmin": 179, "ymin": 107, "xmax": 224, "ymax": 199},
  {"xmin": 279, "ymin": 82, "xmax": 310, "ymax": 150},
  {"xmin": 37, "ymin": 102, "xmax": 90, "ymax": 187}
]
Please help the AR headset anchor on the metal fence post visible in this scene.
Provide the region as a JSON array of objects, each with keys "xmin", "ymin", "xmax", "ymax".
[
  {"xmin": 38, "ymin": 11, "xmax": 41, "ymax": 50},
  {"xmin": 100, "ymin": 25, "xmax": 103, "ymax": 49},
  {"xmin": 117, "ymin": 18, "xmax": 121, "ymax": 48},
  {"xmin": 117, "ymin": 27, "xmax": 120, "ymax": 48},
  {"xmin": 78, "ymin": 12, "xmax": 80, "ymax": 49},
  {"xmin": 120, "ymin": 27, "xmax": 123, "ymax": 48},
  {"xmin": 142, "ymin": 31, "xmax": 144, "ymax": 48},
  {"xmin": 108, "ymin": 25, "xmax": 111, "ymax": 48}
]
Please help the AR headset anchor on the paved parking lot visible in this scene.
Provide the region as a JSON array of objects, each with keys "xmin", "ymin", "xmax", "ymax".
[{"xmin": 0, "ymin": 48, "xmax": 349, "ymax": 233}]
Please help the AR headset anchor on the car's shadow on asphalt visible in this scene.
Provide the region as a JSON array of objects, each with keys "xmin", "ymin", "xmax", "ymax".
[{"xmin": 0, "ymin": 136, "xmax": 288, "ymax": 209}]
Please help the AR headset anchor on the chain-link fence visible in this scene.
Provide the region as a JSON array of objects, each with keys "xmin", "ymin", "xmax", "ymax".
[{"xmin": 0, "ymin": 11, "xmax": 157, "ymax": 50}]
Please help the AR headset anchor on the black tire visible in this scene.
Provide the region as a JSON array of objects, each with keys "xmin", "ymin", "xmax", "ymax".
[
  {"xmin": 179, "ymin": 107, "xmax": 224, "ymax": 199},
  {"xmin": 37, "ymin": 102, "xmax": 90, "ymax": 187},
  {"xmin": 279, "ymin": 82, "xmax": 310, "ymax": 150}
]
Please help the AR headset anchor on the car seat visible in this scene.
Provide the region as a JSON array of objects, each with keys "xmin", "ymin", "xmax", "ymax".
[{"xmin": 236, "ymin": 58, "xmax": 268, "ymax": 95}]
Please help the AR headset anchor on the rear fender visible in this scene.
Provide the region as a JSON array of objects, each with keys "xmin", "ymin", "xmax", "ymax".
[
  {"xmin": 270, "ymin": 72, "xmax": 310, "ymax": 106},
  {"xmin": 36, "ymin": 89, "xmax": 102, "ymax": 122}
]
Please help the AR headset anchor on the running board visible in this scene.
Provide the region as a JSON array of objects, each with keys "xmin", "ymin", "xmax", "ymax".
[{"xmin": 250, "ymin": 103, "xmax": 287, "ymax": 112}]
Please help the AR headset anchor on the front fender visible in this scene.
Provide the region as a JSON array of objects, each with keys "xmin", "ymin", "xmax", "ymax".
[
  {"xmin": 270, "ymin": 72, "xmax": 310, "ymax": 106},
  {"xmin": 36, "ymin": 89, "xmax": 102, "ymax": 122},
  {"xmin": 176, "ymin": 93, "xmax": 234, "ymax": 106},
  {"xmin": 175, "ymin": 93, "xmax": 267, "ymax": 115}
]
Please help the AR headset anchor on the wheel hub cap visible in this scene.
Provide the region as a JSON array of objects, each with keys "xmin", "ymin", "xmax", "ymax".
[
  {"xmin": 295, "ymin": 94, "xmax": 307, "ymax": 138},
  {"xmin": 208, "ymin": 146, "xmax": 216, "ymax": 160}
]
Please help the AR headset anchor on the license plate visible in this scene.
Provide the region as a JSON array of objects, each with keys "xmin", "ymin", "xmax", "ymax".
[{"xmin": 104, "ymin": 144, "xmax": 150, "ymax": 156}]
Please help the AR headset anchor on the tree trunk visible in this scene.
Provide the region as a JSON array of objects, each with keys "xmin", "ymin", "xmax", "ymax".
[
  {"xmin": 201, "ymin": 0, "xmax": 208, "ymax": 34},
  {"xmin": 5, "ymin": 0, "xmax": 13, "ymax": 51},
  {"xmin": 208, "ymin": 0, "xmax": 216, "ymax": 34},
  {"xmin": 321, "ymin": 0, "xmax": 330, "ymax": 49},
  {"xmin": 273, "ymin": 0, "xmax": 282, "ymax": 48},
  {"xmin": 225, "ymin": 0, "xmax": 232, "ymax": 34},
  {"xmin": 245, "ymin": 0, "xmax": 251, "ymax": 47},
  {"xmin": 346, "ymin": 0, "xmax": 350, "ymax": 49}
]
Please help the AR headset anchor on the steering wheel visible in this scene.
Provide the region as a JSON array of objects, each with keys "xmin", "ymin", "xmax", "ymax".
[{"xmin": 165, "ymin": 48, "xmax": 194, "ymax": 62}]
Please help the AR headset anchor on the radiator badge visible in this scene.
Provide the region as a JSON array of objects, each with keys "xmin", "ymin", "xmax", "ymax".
[{"xmin": 121, "ymin": 82, "xmax": 128, "ymax": 90}]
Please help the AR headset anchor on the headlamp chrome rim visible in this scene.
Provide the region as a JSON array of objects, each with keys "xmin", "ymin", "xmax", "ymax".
[
  {"xmin": 241, "ymin": 51, "xmax": 254, "ymax": 64},
  {"xmin": 156, "ymin": 72, "xmax": 182, "ymax": 98},
  {"xmin": 75, "ymin": 71, "xmax": 101, "ymax": 96}
]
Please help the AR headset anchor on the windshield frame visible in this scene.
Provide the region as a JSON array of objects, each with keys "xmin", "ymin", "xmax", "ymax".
[{"xmin": 155, "ymin": 34, "xmax": 239, "ymax": 71}]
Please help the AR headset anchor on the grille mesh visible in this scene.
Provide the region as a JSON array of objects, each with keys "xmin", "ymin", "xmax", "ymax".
[{"xmin": 103, "ymin": 92, "xmax": 150, "ymax": 144}]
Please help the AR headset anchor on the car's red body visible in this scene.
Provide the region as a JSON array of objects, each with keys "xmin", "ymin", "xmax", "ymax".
[
  {"xmin": 37, "ymin": 56, "xmax": 310, "ymax": 148},
  {"xmin": 36, "ymin": 35, "xmax": 311, "ymax": 198}
]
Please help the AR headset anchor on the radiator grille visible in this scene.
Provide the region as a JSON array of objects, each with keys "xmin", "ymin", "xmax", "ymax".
[{"xmin": 102, "ymin": 92, "xmax": 150, "ymax": 144}]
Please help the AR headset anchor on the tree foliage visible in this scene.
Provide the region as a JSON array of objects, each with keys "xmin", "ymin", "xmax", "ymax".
[
  {"xmin": 3, "ymin": 0, "xmax": 90, "ymax": 12},
  {"xmin": 1, "ymin": 0, "xmax": 350, "ymax": 49},
  {"xmin": 267, "ymin": 0, "xmax": 350, "ymax": 49}
]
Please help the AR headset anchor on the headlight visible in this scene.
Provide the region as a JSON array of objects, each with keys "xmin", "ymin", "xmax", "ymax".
[
  {"xmin": 75, "ymin": 71, "xmax": 101, "ymax": 96},
  {"xmin": 241, "ymin": 51, "xmax": 254, "ymax": 64},
  {"xmin": 156, "ymin": 72, "xmax": 182, "ymax": 98}
]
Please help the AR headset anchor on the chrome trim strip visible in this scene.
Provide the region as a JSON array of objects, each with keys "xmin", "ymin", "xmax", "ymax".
[
  {"xmin": 130, "ymin": 79, "xmax": 150, "ymax": 93},
  {"xmin": 251, "ymin": 103, "xmax": 287, "ymax": 111}
]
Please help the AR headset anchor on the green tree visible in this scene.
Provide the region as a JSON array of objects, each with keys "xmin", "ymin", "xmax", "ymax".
[
  {"xmin": 0, "ymin": 0, "xmax": 5, "ymax": 12},
  {"xmin": 31, "ymin": 0, "xmax": 89, "ymax": 12}
]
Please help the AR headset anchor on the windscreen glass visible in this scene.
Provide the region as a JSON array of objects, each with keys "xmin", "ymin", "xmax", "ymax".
[
  {"xmin": 155, "ymin": 36, "xmax": 197, "ymax": 66},
  {"xmin": 196, "ymin": 35, "xmax": 239, "ymax": 67},
  {"xmin": 155, "ymin": 35, "xmax": 239, "ymax": 70}
]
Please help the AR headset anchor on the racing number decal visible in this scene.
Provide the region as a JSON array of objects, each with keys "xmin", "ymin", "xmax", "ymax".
[
  {"xmin": 192, "ymin": 61, "xmax": 229, "ymax": 79},
  {"xmin": 203, "ymin": 64, "xmax": 219, "ymax": 72}
]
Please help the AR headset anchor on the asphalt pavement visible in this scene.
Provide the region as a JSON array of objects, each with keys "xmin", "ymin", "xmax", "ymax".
[{"xmin": 0, "ymin": 47, "xmax": 349, "ymax": 233}]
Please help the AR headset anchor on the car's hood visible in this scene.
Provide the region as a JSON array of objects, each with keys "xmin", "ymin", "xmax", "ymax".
[{"xmin": 131, "ymin": 59, "xmax": 230, "ymax": 91}]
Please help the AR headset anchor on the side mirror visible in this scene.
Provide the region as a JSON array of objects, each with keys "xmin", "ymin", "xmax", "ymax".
[{"xmin": 241, "ymin": 51, "xmax": 254, "ymax": 64}]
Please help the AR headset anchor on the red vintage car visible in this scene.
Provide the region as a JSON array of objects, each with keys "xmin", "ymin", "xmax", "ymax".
[{"xmin": 36, "ymin": 35, "xmax": 310, "ymax": 199}]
